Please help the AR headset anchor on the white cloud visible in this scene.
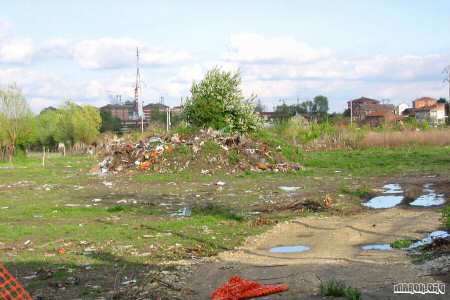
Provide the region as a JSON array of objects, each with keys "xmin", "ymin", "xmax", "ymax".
[
  {"xmin": 224, "ymin": 34, "xmax": 332, "ymax": 64},
  {"xmin": 0, "ymin": 38, "xmax": 33, "ymax": 63},
  {"xmin": 36, "ymin": 38, "xmax": 73, "ymax": 59},
  {"xmin": 0, "ymin": 18, "xmax": 10, "ymax": 40},
  {"xmin": 73, "ymin": 37, "xmax": 191, "ymax": 69}
]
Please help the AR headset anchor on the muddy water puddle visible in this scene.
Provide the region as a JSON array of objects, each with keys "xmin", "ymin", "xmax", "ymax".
[
  {"xmin": 361, "ymin": 244, "xmax": 393, "ymax": 251},
  {"xmin": 409, "ymin": 184, "xmax": 445, "ymax": 207},
  {"xmin": 362, "ymin": 183, "xmax": 446, "ymax": 209},
  {"xmin": 268, "ymin": 245, "xmax": 310, "ymax": 253},
  {"xmin": 362, "ymin": 195, "xmax": 404, "ymax": 209},
  {"xmin": 360, "ymin": 231, "xmax": 449, "ymax": 251}
]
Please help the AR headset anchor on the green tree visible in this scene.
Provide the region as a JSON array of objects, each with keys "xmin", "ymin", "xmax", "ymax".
[
  {"xmin": 74, "ymin": 105, "xmax": 101, "ymax": 144},
  {"xmin": 437, "ymin": 97, "xmax": 447, "ymax": 104},
  {"xmin": 0, "ymin": 84, "xmax": 34, "ymax": 165},
  {"xmin": 183, "ymin": 67, "xmax": 262, "ymax": 133},
  {"xmin": 50, "ymin": 101, "xmax": 102, "ymax": 146},
  {"xmin": 36, "ymin": 109, "xmax": 58, "ymax": 147},
  {"xmin": 313, "ymin": 95, "xmax": 329, "ymax": 115},
  {"xmin": 100, "ymin": 110, "xmax": 122, "ymax": 133}
]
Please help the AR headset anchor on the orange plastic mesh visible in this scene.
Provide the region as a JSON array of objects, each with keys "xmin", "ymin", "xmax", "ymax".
[
  {"xmin": 211, "ymin": 276, "xmax": 288, "ymax": 300},
  {"xmin": 0, "ymin": 263, "xmax": 33, "ymax": 300}
]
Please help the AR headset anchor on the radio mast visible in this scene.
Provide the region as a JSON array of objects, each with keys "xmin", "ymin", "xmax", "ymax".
[{"xmin": 134, "ymin": 47, "xmax": 144, "ymax": 133}]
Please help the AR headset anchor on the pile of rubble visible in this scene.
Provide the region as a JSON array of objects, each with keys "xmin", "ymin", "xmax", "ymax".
[{"xmin": 90, "ymin": 128, "xmax": 302, "ymax": 175}]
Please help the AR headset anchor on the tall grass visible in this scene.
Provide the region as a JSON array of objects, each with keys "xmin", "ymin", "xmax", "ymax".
[
  {"xmin": 261, "ymin": 118, "xmax": 450, "ymax": 151},
  {"xmin": 359, "ymin": 130, "xmax": 450, "ymax": 148}
]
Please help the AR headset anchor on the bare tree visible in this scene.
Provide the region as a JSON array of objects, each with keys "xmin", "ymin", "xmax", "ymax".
[{"xmin": 0, "ymin": 84, "xmax": 34, "ymax": 167}]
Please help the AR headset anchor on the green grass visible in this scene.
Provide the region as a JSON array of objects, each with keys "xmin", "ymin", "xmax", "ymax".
[
  {"xmin": 302, "ymin": 146, "xmax": 450, "ymax": 176},
  {"xmin": 1, "ymin": 146, "xmax": 448, "ymax": 297},
  {"xmin": 391, "ymin": 239, "xmax": 412, "ymax": 249},
  {"xmin": 339, "ymin": 187, "xmax": 374, "ymax": 199},
  {"xmin": 442, "ymin": 205, "xmax": 450, "ymax": 230},
  {"xmin": 320, "ymin": 279, "xmax": 361, "ymax": 300}
]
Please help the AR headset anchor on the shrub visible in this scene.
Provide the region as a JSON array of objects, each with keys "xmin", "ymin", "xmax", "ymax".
[{"xmin": 391, "ymin": 239, "xmax": 412, "ymax": 249}]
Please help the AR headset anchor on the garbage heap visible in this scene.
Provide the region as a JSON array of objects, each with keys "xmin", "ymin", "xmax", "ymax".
[{"xmin": 91, "ymin": 128, "xmax": 302, "ymax": 175}]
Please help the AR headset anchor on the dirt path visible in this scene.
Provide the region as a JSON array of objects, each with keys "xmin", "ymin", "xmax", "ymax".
[{"xmin": 186, "ymin": 207, "xmax": 448, "ymax": 299}]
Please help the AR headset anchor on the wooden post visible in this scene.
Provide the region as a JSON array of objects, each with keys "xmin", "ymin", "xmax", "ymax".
[{"xmin": 42, "ymin": 146, "xmax": 45, "ymax": 168}]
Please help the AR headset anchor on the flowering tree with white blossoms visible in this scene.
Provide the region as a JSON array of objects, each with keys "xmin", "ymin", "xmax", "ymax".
[{"xmin": 184, "ymin": 67, "xmax": 263, "ymax": 134}]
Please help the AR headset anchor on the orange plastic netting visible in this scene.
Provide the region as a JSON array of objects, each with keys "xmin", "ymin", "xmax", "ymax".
[
  {"xmin": 0, "ymin": 263, "xmax": 32, "ymax": 300},
  {"xmin": 211, "ymin": 276, "xmax": 288, "ymax": 300}
]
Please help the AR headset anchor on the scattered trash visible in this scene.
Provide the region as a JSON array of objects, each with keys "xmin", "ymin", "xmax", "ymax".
[
  {"xmin": 102, "ymin": 181, "xmax": 113, "ymax": 186},
  {"xmin": 116, "ymin": 199, "xmax": 127, "ymax": 204},
  {"xmin": 169, "ymin": 207, "xmax": 192, "ymax": 217},
  {"xmin": 92, "ymin": 198, "xmax": 102, "ymax": 203},
  {"xmin": 216, "ymin": 181, "xmax": 226, "ymax": 186},
  {"xmin": 269, "ymin": 245, "xmax": 310, "ymax": 253},
  {"xmin": 278, "ymin": 186, "xmax": 301, "ymax": 192},
  {"xmin": 92, "ymin": 129, "xmax": 300, "ymax": 175},
  {"xmin": 58, "ymin": 248, "xmax": 66, "ymax": 255},
  {"xmin": 83, "ymin": 247, "xmax": 96, "ymax": 253},
  {"xmin": 65, "ymin": 204, "xmax": 81, "ymax": 207},
  {"xmin": 24, "ymin": 240, "xmax": 31, "ymax": 246},
  {"xmin": 121, "ymin": 279, "xmax": 137, "ymax": 285},
  {"xmin": 211, "ymin": 276, "xmax": 288, "ymax": 300}
]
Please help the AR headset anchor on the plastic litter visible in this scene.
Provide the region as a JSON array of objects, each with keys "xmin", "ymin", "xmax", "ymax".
[
  {"xmin": 211, "ymin": 276, "xmax": 288, "ymax": 300},
  {"xmin": 0, "ymin": 263, "xmax": 33, "ymax": 299},
  {"xmin": 169, "ymin": 207, "xmax": 192, "ymax": 217},
  {"xmin": 92, "ymin": 129, "xmax": 301, "ymax": 175},
  {"xmin": 278, "ymin": 186, "xmax": 301, "ymax": 192}
]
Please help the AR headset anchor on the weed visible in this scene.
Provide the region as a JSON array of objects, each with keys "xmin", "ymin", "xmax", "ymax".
[
  {"xmin": 107, "ymin": 206, "xmax": 134, "ymax": 213},
  {"xmin": 339, "ymin": 188, "xmax": 373, "ymax": 199},
  {"xmin": 194, "ymin": 205, "xmax": 243, "ymax": 222},
  {"xmin": 442, "ymin": 205, "xmax": 450, "ymax": 230},
  {"xmin": 391, "ymin": 239, "xmax": 412, "ymax": 249},
  {"xmin": 228, "ymin": 150, "xmax": 241, "ymax": 165},
  {"xmin": 320, "ymin": 279, "xmax": 361, "ymax": 300}
]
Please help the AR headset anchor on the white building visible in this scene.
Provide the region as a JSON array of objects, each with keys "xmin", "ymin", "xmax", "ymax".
[{"xmin": 397, "ymin": 103, "xmax": 409, "ymax": 115}]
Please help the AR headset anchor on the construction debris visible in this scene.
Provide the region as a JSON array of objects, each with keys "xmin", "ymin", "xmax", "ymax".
[{"xmin": 92, "ymin": 129, "xmax": 302, "ymax": 175}]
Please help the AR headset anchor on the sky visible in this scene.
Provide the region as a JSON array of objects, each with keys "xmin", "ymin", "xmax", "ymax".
[{"xmin": 0, "ymin": 0, "xmax": 449, "ymax": 113}]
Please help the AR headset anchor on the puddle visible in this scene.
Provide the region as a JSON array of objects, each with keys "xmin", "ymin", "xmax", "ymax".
[
  {"xmin": 409, "ymin": 184, "xmax": 446, "ymax": 207},
  {"xmin": 360, "ymin": 231, "xmax": 449, "ymax": 251},
  {"xmin": 360, "ymin": 244, "xmax": 393, "ymax": 251},
  {"xmin": 408, "ymin": 231, "xmax": 449, "ymax": 249},
  {"xmin": 268, "ymin": 245, "xmax": 310, "ymax": 253},
  {"xmin": 382, "ymin": 184, "xmax": 403, "ymax": 194},
  {"xmin": 362, "ymin": 195, "xmax": 404, "ymax": 209},
  {"xmin": 362, "ymin": 183, "xmax": 404, "ymax": 209}
]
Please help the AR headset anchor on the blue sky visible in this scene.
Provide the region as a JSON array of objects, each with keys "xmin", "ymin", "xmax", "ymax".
[{"xmin": 1, "ymin": 0, "xmax": 449, "ymax": 113}]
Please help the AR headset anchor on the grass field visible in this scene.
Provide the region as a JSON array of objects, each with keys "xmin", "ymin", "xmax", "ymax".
[{"xmin": 0, "ymin": 145, "xmax": 449, "ymax": 298}]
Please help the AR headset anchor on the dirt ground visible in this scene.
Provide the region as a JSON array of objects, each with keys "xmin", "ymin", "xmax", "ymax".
[{"xmin": 186, "ymin": 207, "xmax": 448, "ymax": 299}]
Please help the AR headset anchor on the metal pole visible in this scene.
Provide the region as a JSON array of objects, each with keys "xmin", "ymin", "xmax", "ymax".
[
  {"xmin": 350, "ymin": 100, "xmax": 353, "ymax": 127},
  {"xmin": 166, "ymin": 108, "xmax": 169, "ymax": 132}
]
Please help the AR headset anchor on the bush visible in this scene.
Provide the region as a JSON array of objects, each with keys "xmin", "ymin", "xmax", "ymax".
[
  {"xmin": 183, "ymin": 67, "xmax": 262, "ymax": 134},
  {"xmin": 391, "ymin": 239, "xmax": 412, "ymax": 249}
]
